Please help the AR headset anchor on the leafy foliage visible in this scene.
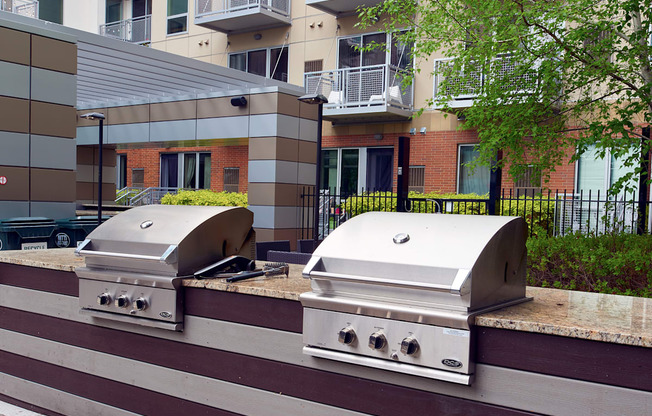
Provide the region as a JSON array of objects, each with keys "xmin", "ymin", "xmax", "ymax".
[
  {"xmin": 160, "ymin": 190, "xmax": 247, "ymax": 207},
  {"xmin": 358, "ymin": 0, "xmax": 651, "ymax": 192},
  {"xmin": 527, "ymin": 232, "xmax": 652, "ymax": 297}
]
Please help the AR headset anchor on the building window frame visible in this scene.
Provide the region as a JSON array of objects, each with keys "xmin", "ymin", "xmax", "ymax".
[
  {"xmin": 457, "ymin": 144, "xmax": 490, "ymax": 195},
  {"xmin": 160, "ymin": 152, "xmax": 211, "ymax": 189},
  {"xmin": 336, "ymin": 30, "xmax": 413, "ymax": 70},
  {"xmin": 167, "ymin": 0, "xmax": 188, "ymax": 36},
  {"xmin": 321, "ymin": 146, "xmax": 394, "ymax": 195},
  {"xmin": 228, "ymin": 45, "xmax": 289, "ymax": 82}
]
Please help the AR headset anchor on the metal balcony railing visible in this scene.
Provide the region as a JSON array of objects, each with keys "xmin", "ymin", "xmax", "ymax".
[
  {"xmin": 433, "ymin": 55, "xmax": 538, "ymax": 108},
  {"xmin": 0, "ymin": 0, "xmax": 38, "ymax": 18},
  {"xmin": 195, "ymin": 0, "xmax": 290, "ymax": 18},
  {"xmin": 304, "ymin": 64, "xmax": 413, "ymax": 112},
  {"xmin": 100, "ymin": 15, "xmax": 152, "ymax": 44}
]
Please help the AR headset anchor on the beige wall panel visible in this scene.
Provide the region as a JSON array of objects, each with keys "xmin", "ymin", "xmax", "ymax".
[
  {"xmin": 277, "ymin": 93, "xmax": 300, "ymax": 118},
  {"xmin": 249, "ymin": 137, "xmax": 300, "ymax": 162},
  {"xmin": 250, "ymin": 93, "xmax": 278, "ymax": 115},
  {"xmin": 197, "ymin": 97, "xmax": 250, "ymax": 118},
  {"xmin": 303, "ymin": 18, "xmax": 338, "ymax": 43},
  {"xmin": 0, "ymin": 27, "xmax": 30, "ymax": 66},
  {"xmin": 299, "ymin": 101, "xmax": 319, "ymax": 121},
  {"xmin": 76, "ymin": 146, "xmax": 95, "ymax": 165},
  {"xmin": 208, "ymin": 32, "xmax": 229, "ymax": 57},
  {"xmin": 76, "ymin": 182, "xmax": 94, "ymax": 201},
  {"xmin": 31, "ymin": 35, "xmax": 76, "ymax": 75},
  {"xmin": 150, "ymin": 100, "xmax": 197, "ymax": 122},
  {"xmin": 76, "ymin": 109, "xmax": 108, "ymax": 127},
  {"xmin": 164, "ymin": 36, "xmax": 190, "ymax": 57},
  {"xmin": 76, "ymin": 164, "xmax": 94, "ymax": 183},
  {"xmin": 298, "ymin": 141, "xmax": 317, "ymax": 164},
  {"xmin": 189, "ymin": 34, "xmax": 213, "ymax": 58},
  {"xmin": 30, "ymin": 169, "xmax": 76, "ymax": 202},
  {"xmin": 253, "ymin": 228, "xmax": 301, "ymax": 249},
  {"xmin": 0, "ymin": 96, "xmax": 29, "ymax": 134},
  {"xmin": 108, "ymin": 105, "xmax": 150, "ymax": 125},
  {"xmin": 0, "ymin": 166, "xmax": 29, "ymax": 201},
  {"xmin": 228, "ymin": 27, "xmax": 290, "ymax": 53},
  {"xmin": 31, "ymin": 102, "xmax": 76, "ymax": 138},
  {"xmin": 248, "ymin": 183, "xmax": 300, "ymax": 206}
]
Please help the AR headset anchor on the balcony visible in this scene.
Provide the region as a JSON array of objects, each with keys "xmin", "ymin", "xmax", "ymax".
[
  {"xmin": 305, "ymin": 0, "xmax": 384, "ymax": 15},
  {"xmin": 100, "ymin": 15, "xmax": 152, "ymax": 44},
  {"xmin": 0, "ymin": 0, "xmax": 38, "ymax": 18},
  {"xmin": 194, "ymin": 0, "xmax": 290, "ymax": 34},
  {"xmin": 304, "ymin": 64, "xmax": 413, "ymax": 124},
  {"xmin": 433, "ymin": 55, "xmax": 538, "ymax": 109}
]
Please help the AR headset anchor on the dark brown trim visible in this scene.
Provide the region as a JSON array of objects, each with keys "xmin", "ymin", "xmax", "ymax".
[
  {"xmin": 0, "ymin": 306, "xmax": 537, "ymax": 416},
  {"xmin": 0, "ymin": 263, "xmax": 77, "ymax": 296},
  {"xmin": 0, "ymin": 393, "xmax": 65, "ymax": 416},
  {"xmin": 184, "ymin": 287, "xmax": 304, "ymax": 333},
  {"xmin": 0, "ymin": 351, "xmax": 239, "ymax": 416},
  {"xmin": 476, "ymin": 327, "xmax": 652, "ymax": 392}
]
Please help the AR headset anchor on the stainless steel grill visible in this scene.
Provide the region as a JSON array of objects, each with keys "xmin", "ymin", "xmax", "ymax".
[
  {"xmin": 300, "ymin": 212, "xmax": 529, "ymax": 385},
  {"xmin": 75, "ymin": 205, "xmax": 254, "ymax": 331}
]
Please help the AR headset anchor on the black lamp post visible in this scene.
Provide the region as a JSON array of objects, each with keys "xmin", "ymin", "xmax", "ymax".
[
  {"xmin": 80, "ymin": 112, "xmax": 106, "ymax": 226},
  {"xmin": 297, "ymin": 93, "xmax": 328, "ymax": 242}
]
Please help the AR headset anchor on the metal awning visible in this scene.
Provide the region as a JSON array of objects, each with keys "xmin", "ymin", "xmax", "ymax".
[{"xmin": 0, "ymin": 11, "xmax": 301, "ymax": 109}]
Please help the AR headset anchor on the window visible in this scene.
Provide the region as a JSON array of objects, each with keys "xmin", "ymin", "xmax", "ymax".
[
  {"xmin": 223, "ymin": 168, "xmax": 240, "ymax": 193},
  {"xmin": 320, "ymin": 147, "xmax": 394, "ymax": 196},
  {"xmin": 577, "ymin": 146, "xmax": 638, "ymax": 194},
  {"xmin": 457, "ymin": 145, "xmax": 490, "ymax": 195},
  {"xmin": 229, "ymin": 47, "xmax": 288, "ymax": 82},
  {"xmin": 337, "ymin": 31, "xmax": 413, "ymax": 69},
  {"xmin": 167, "ymin": 0, "xmax": 187, "ymax": 35},
  {"xmin": 106, "ymin": 0, "xmax": 122, "ymax": 23},
  {"xmin": 408, "ymin": 166, "xmax": 425, "ymax": 193},
  {"xmin": 116, "ymin": 154, "xmax": 127, "ymax": 189},
  {"xmin": 515, "ymin": 166, "xmax": 541, "ymax": 196},
  {"xmin": 133, "ymin": 0, "xmax": 152, "ymax": 18},
  {"xmin": 160, "ymin": 152, "xmax": 211, "ymax": 189},
  {"xmin": 39, "ymin": 0, "xmax": 63, "ymax": 24}
]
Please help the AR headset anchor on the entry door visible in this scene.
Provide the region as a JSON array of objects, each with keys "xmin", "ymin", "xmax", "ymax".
[{"xmin": 366, "ymin": 148, "xmax": 393, "ymax": 192}]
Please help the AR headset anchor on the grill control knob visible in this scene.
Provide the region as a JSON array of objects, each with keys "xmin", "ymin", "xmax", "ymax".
[
  {"xmin": 134, "ymin": 297, "xmax": 148, "ymax": 311},
  {"xmin": 96, "ymin": 293, "xmax": 112, "ymax": 306},
  {"xmin": 115, "ymin": 295, "xmax": 130, "ymax": 309},
  {"xmin": 368, "ymin": 331, "xmax": 387, "ymax": 350},
  {"xmin": 338, "ymin": 327, "xmax": 356, "ymax": 345},
  {"xmin": 400, "ymin": 336, "xmax": 420, "ymax": 356}
]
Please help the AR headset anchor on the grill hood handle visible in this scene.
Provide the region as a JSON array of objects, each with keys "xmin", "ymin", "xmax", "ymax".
[{"xmin": 76, "ymin": 239, "xmax": 178, "ymax": 264}]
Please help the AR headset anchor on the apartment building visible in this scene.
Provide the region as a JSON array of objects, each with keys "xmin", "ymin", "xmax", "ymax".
[{"xmin": 7, "ymin": 0, "xmax": 639, "ymax": 200}]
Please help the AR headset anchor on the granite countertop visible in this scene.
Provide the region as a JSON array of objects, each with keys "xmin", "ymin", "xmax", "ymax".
[{"xmin": 0, "ymin": 249, "xmax": 650, "ymax": 347}]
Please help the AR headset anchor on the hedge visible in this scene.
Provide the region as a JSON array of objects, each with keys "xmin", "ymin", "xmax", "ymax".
[{"xmin": 160, "ymin": 190, "xmax": 247, "ymax": 207}]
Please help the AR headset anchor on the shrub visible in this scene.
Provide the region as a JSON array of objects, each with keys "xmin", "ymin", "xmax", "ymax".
[
  {"xmin": 527, "ymin": 232, "xmax": 652, "ymax": 297},
  {"xmin": 161, "ymin": 190, "xmax": 247, "ymax": 207}
]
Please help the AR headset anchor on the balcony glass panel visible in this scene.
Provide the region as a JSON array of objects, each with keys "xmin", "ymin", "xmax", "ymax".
[{"xmin": 100, "ymin": 15, "xmax": 152, "ymax": 44}]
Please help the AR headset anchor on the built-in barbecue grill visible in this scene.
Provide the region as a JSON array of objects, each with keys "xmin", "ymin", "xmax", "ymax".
[
  {"xmin": 75, "ymin": 205, "xmax": 255, "ymax": 331},
  {"xmin": 300, "ymin": 212, "xmax": 529, "ymax": 385}
]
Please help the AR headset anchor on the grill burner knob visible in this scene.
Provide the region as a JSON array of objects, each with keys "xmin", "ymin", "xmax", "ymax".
[
  {"xmin": 400, "ymin": 336, "xmax": 420, "ymax": 355},
  {"xmin": 134, "ymin": 297, "xmax": 148, "ymax": 311},
  {"xmin": 338, "ymin": 327, "xmax": 356, "ymax": 345},
  {"xmin": 96, "ymin": 293, "xmax": 111, "ymax": 306},
  {"xmin": 115, "ymin": 295, "xmax": 130, "ymax": 309},
  {"xmin": 368, "ymin": 331, "xmax": 387, "ymax": 350}
]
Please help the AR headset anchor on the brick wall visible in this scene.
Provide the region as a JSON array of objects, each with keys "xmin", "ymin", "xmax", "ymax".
[{"xmin": 117, "ymin": 144, "xmax": 249, "ymax": 193}]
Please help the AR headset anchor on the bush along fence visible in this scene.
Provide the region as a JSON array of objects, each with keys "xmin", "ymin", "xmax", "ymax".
[{"xmin": 299, "ymin": 187, "xmax": 652, "ymax": 240}]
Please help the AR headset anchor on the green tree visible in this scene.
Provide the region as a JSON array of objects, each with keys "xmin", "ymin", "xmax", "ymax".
[{"xmin": 358, "ymin": 0, "xmax": 651, "ymax": 191}]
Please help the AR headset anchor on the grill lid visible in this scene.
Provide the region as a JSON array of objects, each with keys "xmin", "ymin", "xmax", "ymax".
[
  {"xmin": 303, "ymin": 212, "xmax": 528, "ymax": 313},
  {"xmin": 76, "ymin": 205, "xmax": 254, "ymax": 276}
]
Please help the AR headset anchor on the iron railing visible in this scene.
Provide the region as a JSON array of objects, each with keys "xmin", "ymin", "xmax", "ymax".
[
  {"xmin": 0, "ymin": 0, "xmax": 38, "ymax": 18},
  {"xmin": 195, "ymin": 0, "xmax": 290, "ymax": 18},
  {"xmin": 300, "ymin": 187, "xmax": 651, "ymax": 240},
  {"xmin": 304, "ymin": 63, "xmax": 413, "ymax": 112},
  {"xmin": 100, "ymin": 15, "xmax": 152, "ymax": 44},
  {"xmin": 115, "ymin": 187, "xmax": 185, "ymax": 206}
]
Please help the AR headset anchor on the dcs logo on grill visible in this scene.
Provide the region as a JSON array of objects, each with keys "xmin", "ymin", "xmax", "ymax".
[{"xmin": 442, "ymin": 359, "xmax": 463, "ymax": 368}]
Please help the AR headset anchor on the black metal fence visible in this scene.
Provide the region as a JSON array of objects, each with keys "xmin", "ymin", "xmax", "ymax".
[{"xmin": 300, "ymin": 187, "xmax": 651, "ymax": 240}]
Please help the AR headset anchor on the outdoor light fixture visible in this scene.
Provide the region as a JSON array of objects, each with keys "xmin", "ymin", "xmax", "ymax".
[
  {"xmin": 420, "ymin": 127, "xmax": 427, "ymax": 134},
  {"xmin": 409, "ymin": 127, "xmax": 416, "ymax": 135},
  {"xmin": 297, "ymin": 93, "xmax": 328, "ymax": 242},
  {"xmin": 230, "ymin": 96, "xmax": 248, "ymax": 107},
  {"xmin": 254, "ymin": 33, "xmax": 262, "ymax": 40},
  {"xmin": 80, "ymin": 112, "xmax": 106, "ymax": 226}
]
